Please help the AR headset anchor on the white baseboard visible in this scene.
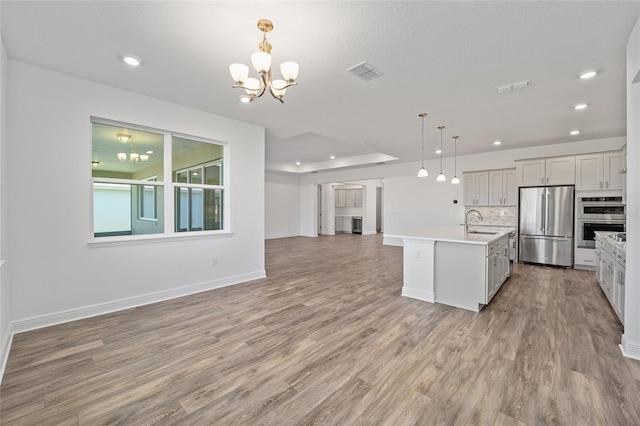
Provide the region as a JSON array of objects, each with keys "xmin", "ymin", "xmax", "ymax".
[
  {"xmin": 401, "ymin": 287, "xmax": 435, "ymax": 303},
  {"xmin": 383, "ymin": 234, "xmax": 404, "ymax": 247},
  {"xmin": 265, "ymin": 233, "xmax": 299, "ymax": 240},
  {"xmin": 0, "ymin": 322, "xmax": 14, "ymax": 385},
  {"xmin": 10, "ymin": 270, "xmax": 266, "ymax": 335},
  {"xmin": 362, "ymin": 231, "xmax": 377, "ymax": 236},
  {"xmin": 620, "ymin": 334, "xmax": 640, "ymax": 360}
]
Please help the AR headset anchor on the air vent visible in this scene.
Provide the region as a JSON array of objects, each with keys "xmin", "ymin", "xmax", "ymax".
[
  {"xmin": 347, "ymin": 61, "xmax": 383, "ymax": 82},
  {"xmin": 496, "ymin": 79, "xmax": 531, "ymax": 94}
]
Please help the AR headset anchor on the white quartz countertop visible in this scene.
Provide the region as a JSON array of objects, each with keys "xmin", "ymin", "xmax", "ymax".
[{"xmin": 399, "ymin": 226, "xmax": 513, "ymax": 245}]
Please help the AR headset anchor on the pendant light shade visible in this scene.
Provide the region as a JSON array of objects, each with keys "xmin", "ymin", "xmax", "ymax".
[
  {"xmin": 451, "ymin": 136, "xmax": 460, "ymax": 184},
  {"xmin": 436, "ymin": 125, "xmax": 446, "ymax": 182},
  {"xmin": 417, "ymin": 113, "xmax": 428, "ymax": 177}
]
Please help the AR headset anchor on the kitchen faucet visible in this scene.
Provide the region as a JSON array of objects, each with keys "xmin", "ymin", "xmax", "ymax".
[{"xmin": 465, "ymin": 209, "xmax": 483, "ymax": 232}]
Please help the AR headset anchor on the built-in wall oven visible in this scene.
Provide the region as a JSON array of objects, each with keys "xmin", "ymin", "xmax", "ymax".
[{"xmin": 576, "ymin": 196, "xmax": 625, "ymax": 249}]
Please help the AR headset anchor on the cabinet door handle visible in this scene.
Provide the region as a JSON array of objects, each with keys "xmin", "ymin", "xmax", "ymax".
[
  {"xmin": 547, "ymin": 176, "xmax": 549, "ymax": 184},
  {"xmin": 600, "ymin": 181, "xmax": 603, "ymax": 188},
  {"xmin": 606, "ymin": 181, "xmax": 609, "ymax": 188}
]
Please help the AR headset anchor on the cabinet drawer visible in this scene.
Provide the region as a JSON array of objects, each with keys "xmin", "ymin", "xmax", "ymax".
[{"xmin": 488, "ymin": 236, "xmax": 508, "ymax": 255}]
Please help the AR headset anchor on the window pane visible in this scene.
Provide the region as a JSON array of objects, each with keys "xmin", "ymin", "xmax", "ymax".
[
  {"xmin": 139, "ymin": 185, "xmax": 157, "ymax": 220},
  {"xmin": 92, "ymin": 122, "xmax": 164, "ymax": 180},
  {"xmin": 176, "ymin": 170, "xmax": 188, "ymax": 183},
  {"xmin": 93, "ymin": 183, "xmax": 164, "ymax": 237},
  {"xmin": 175, "ymin": 187, "xmax": 223, "ymax": 232},
  {"xmin": 204, "ymin": 163, "xmax": 222, "ymax": 185},
  {"xmin": 190, "ymin": 168, "xmax": 203, "ymax": 185},
  {"xmin": 172, "ymin": 136, "xmax": 223, "ymax": 184}
]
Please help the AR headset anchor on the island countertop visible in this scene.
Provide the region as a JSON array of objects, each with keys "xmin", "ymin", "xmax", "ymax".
[{"xmin": 399, "ymin": 226, "xmax": 513, "ymax": 245}]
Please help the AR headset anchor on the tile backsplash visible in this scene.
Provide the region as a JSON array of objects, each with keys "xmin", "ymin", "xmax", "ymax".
[{"xmin": 465, "ymin": 206, "xmax": 517, "ymax": 227}]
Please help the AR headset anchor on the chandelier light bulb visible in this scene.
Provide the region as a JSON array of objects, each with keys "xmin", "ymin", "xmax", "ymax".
[
  {"xmin": 437, "ymin": 172, "xmax": 446, "ymax": 182},
  {"xmin": 129, "ymin": 152, "xmax": 139, "ymax": 163},
  {"xmin": 251, "ymin": 51, "xmax": 272, "ymax": 74},
  {"xmin": 140, "ymin": 154, "xmax": 149, "ymax": 162},
  {"xmin": 229, "ymin": 63, "xmax": 249, "ymax": 84},
  {"xmin": 418, "ymin": 167, "xmax": 428, "ymax": 177},
  {"xmin": 117, "ymin": 153, "xmax": 127, "ymax": 162},
  {"xmin": 280, "ymin": 61, "xmax": 299, "ymax": 82},
  {"xmin": 243, "ymin": 78, "xmax": 261, "ymax": 95},
  {"xmin": 451, "ymin": 176, "xmax": 460, "ymax": 184}
]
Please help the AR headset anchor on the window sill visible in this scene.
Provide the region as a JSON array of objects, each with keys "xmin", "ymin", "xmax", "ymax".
[{"xmin": 87, "ymin": 231, "xmax": 233, "ymax": 248}]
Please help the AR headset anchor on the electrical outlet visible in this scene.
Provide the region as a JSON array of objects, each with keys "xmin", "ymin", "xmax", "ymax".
[
  {"xmin": 500, "ymin": 210, "xmax": 505, "ymax": 216},
  {"xmin": 416, "ymin": 250, "xmax": 422, "ymax": 259},
  {"xmin": 211, "ymin": 257, "xmax": 218, "ymax": 266}
]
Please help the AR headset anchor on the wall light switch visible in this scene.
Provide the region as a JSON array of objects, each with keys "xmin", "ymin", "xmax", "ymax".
[{"xmin": 500, "ymin": 210, "xmax": 505, "ymax": 216}]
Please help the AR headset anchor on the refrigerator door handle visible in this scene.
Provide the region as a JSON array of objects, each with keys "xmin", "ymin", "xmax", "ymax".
[
  {"xmin": 521, "ymin": 235, "xmax": 571, "ymax": 241},
  {"xmin": 539, "ymin": 189, "xmax": 546, "ymax": 232},
  {"xmin": 545, "ymin": 190, "xmax": 551, "ymax": 232}
]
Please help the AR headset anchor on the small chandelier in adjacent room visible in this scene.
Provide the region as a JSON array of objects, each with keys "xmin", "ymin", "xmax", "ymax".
[
  {"xmin": 436, "ymin": 126, "xmax": 446, "ymax": 182},
  {"xmin": 451, "ymin": 136, "xmax": 460, "ymax": 184},
  {"xmin": 417, "ymin": 113, "xmax": 428, "ymax": 177},
  {"xmin": 116, "ymin": 134, "xmax": 149, "ymax": 163},
  {"xmin": 229, "ymin": 19, "xmax": 299, "ymax": 103}
]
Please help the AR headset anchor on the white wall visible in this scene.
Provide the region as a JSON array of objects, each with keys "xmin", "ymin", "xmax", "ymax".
[
  {"xmin": 265, "ymin": 171, "xmax": 300, "ymax": 239},
  {"xmin": 0, "ymin": 22, "xmax": 11, "ymax": 378},
  {"xmin": 6, "ymin": 61, "xmax": 265, "ymax": 330},
  {"xmin": 622, "ymin": 16, "xmax": 640, "ymax": 360}
]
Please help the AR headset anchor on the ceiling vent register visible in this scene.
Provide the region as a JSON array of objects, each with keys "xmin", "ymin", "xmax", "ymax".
[
  {"xmin": 347, "ymin": 61, "xmax": 384, "ymax": 82},
  {"xmin": 496, "ymin": 79, "xmax": 531, "ymax": 94}
]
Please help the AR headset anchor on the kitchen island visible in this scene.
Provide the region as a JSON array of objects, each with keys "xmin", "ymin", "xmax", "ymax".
[{"xmin": 400, "ymin": 226, "xmax": 512, "ymax": 312}]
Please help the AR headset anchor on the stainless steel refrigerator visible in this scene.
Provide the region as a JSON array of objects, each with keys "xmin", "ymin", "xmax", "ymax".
[{"xmin": 519, "ymin": 186, "xmax": 574, "ymax": 267}]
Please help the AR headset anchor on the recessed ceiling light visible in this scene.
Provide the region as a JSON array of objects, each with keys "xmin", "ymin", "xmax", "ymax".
[
  {"xmin": 123, "ymin": 55, "xmax": 141, "ymax": 66},
  {"xmin": 493, "ymin": 140, "xmax": 502, "ymax": 145},
  {"xmin": 570, "ymin": 130, "xmax": 580, "ymax": 135},
  {"xmin": 146, "ymin": 150, "xmax": 154, "ymax": 154},
  {"xmin": 364, "ymin": 141, "xmax": 377, "ymax": 146},
  {"xmin": 574, "ymin": 103, "xmax": 588, "ymax": 110},
  {"xmin": 240, "ymin": 96, "xmax": 251, "ymax": 103},
  {"xmin": 295, "ymin": 161, "xmax": 301, "ymax": 165},
  {"xmin": 435, "ymin": 149, "xmax": 442, "ymax": 154},
  {"xmin": 330, "ymin": 155, "xmax": 336, "ymax": 160},
  {"xmin": 579, "ymin": 70, "xmax": 597, "ymax": 79}
]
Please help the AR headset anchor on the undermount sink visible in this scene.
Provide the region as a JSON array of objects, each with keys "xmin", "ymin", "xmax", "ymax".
[{"xmin": 466, "ymin": 230, "xmax": 498, "ymax": 235}]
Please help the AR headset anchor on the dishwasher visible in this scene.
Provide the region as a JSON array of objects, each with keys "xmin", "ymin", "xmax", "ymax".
[
  {"xmin": 508, "ymin": 231, "xmax": 516, "ymax": 275},
  {"xmin": 352, "ymin": 217, "xmax": 362, "ymax": 234}
]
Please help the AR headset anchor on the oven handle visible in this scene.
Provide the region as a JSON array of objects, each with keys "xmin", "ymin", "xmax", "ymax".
[{"xmin": 578, "ymin": 219, "xmax": 626, "ymax": 224}]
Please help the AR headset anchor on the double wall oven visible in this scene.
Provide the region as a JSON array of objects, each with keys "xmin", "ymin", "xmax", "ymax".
[{"xmin": 576, "ymin": 196, "xmax": 625, "ymax": 249}]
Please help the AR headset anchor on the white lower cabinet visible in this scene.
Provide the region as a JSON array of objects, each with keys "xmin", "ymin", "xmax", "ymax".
[
  {"xmin": 334, "ymin": 216, "xmax": 352, "ymax": 233},
  {"xmin": 594, "ymin": 232, "xmax": 625, "ymax": 324},
  {"xmin": 486, "ymin": 236, "xmax": 509, "ymax": 302}
]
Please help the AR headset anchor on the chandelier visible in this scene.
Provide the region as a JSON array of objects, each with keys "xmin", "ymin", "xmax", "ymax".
[
  {"xmin": 116, "ymin": 134, "xmax": 148, "ymax": 163},
  {"xmin": 229, "ymin": 19, "xmax": 299, "ymax": 103}
]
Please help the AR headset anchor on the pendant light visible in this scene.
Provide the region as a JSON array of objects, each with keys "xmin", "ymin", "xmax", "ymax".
[
  {"xmin": 417, "ymin": 113, "xmax": 428, "ymax": 177},
  {"xmin": 451, "ymin": 136, "xmax": 460, "ymax": 184},
  {"xmin": 436, "ymin": 125, "xmax": 446, "ymax": 182}
]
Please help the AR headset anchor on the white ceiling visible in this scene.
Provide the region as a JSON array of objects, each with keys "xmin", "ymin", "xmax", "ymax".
[{"xmin": 2, "ymin": 1, "xmax": 639, "ymax": 174}]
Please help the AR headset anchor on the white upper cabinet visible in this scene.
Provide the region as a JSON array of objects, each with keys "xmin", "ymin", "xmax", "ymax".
[
  {"xmin": 463, "ymin": 171, "xmax": 489, "ymax": 206},
  {"xmin": 516, "ymin": 156, "xmax": 575, "ymax": 186},
  {"xmin": 488, "ymin": 169, "xmax": 517, "ymax": 206},
  {"xmin": 575, "ymin": 151, "xmax": 623, "ymax": 191},
  {"xmin": 334, "ymin": 188, "xmax": 363, "ymax": 207}
]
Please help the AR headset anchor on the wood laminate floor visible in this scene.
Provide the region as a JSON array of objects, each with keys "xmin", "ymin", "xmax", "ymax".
[{"xmin": 2, "ymin": 233, "xmax": 640, "ymax": 425}]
